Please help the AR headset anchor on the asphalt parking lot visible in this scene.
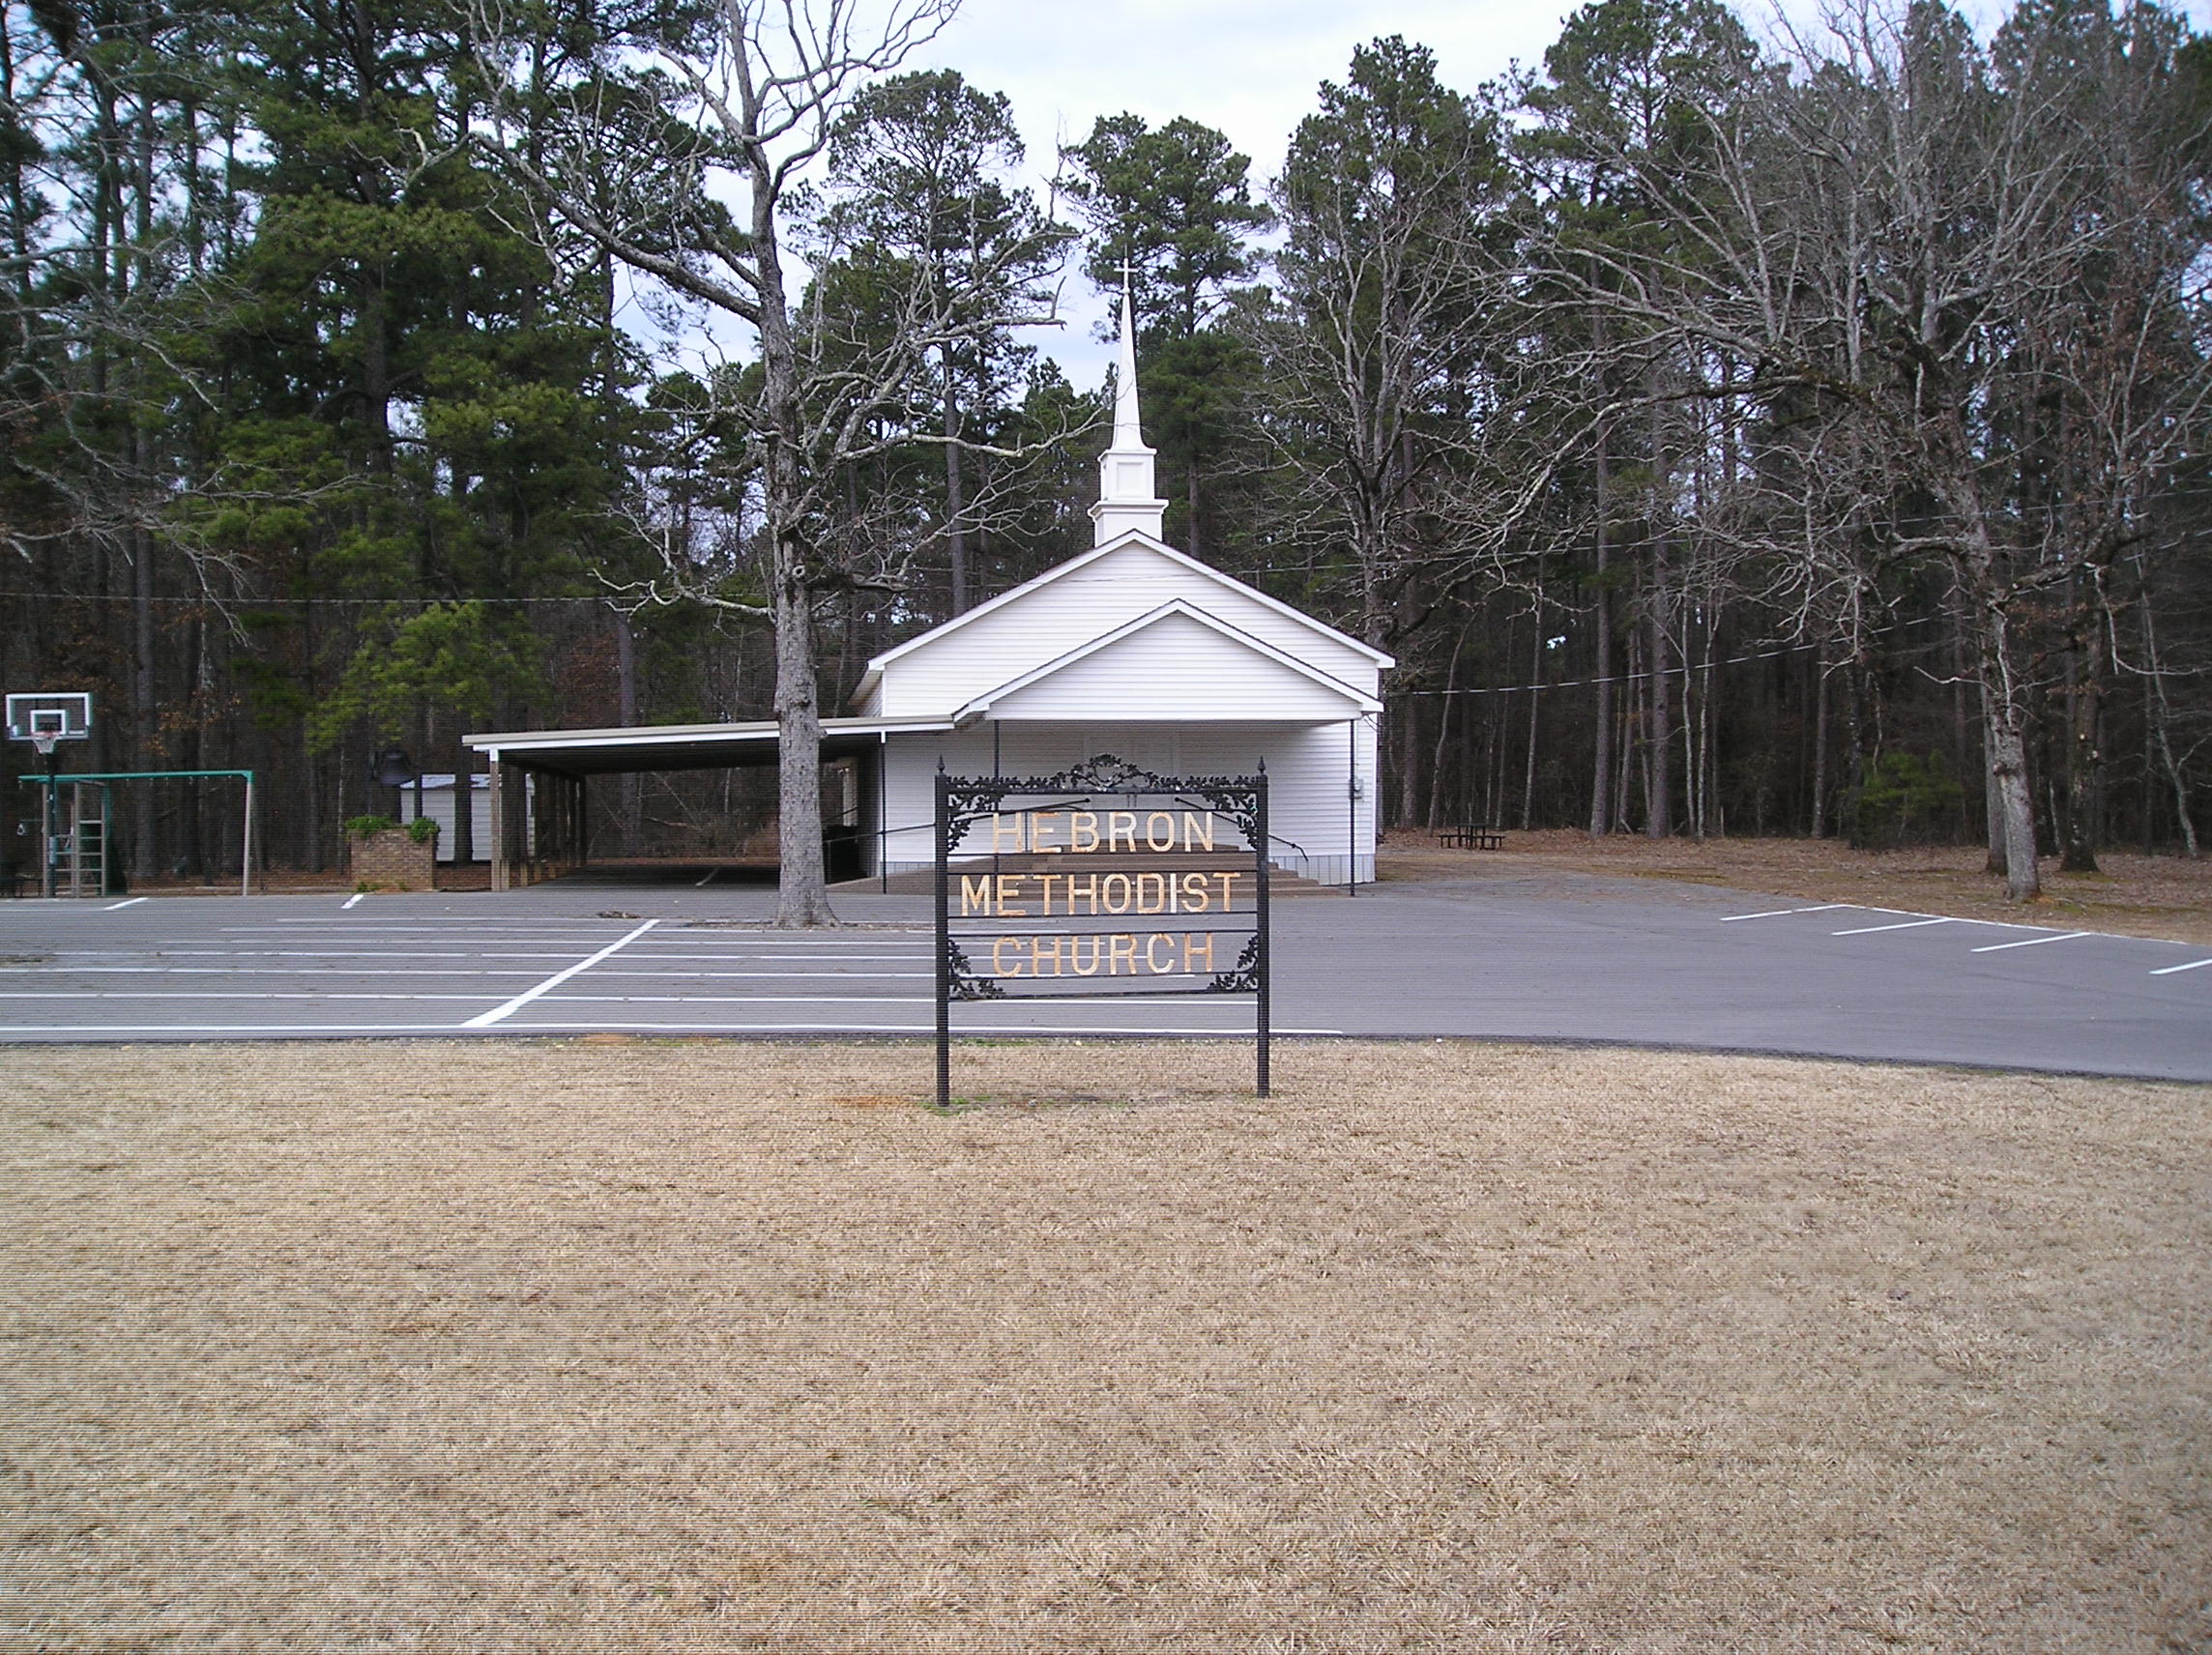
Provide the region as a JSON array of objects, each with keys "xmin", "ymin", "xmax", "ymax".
[{"xmin": 1, "ymin": 866, "xmax": 2206, "ymax": 1079}]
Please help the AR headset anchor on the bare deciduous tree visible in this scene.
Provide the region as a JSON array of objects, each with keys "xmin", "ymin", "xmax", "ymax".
[
  {"xmin": 1535, "ymin": 0, "xmax": 2211, "ymax": 897},
  {"xmin": 469, "ymin": 0, "xmax": 1065, "ymax": 924}
]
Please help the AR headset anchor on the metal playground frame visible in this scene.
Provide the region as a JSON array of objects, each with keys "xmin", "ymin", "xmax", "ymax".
[{"xmin": 9, "ymin": 692, "xmax": 259, "ymax": 898}]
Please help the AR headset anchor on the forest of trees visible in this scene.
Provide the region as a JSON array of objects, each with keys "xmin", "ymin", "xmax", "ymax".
[{"xmin": 3, "ymin": 0, "xmax": 2207, "ymax": 910}]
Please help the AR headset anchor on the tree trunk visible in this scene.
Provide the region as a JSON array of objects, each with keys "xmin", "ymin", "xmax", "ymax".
[
  {"xmin": 1984, "ymin": 688, "xmax": 2007, "ymax": 875},
  {"xmin": 2059, "ymin": 601, "xmax": 2103, "ymax": 874},
  {"xmin": 1186, "ymin": 457, "xmax": 1203, "ymax": 563},
  {"xmin": 131, "ymin": 511, "xmax": 157, "ymax": 880},
  {"xmin": 1587, "ymin": 422, "xmax": 1612, "ymax": 837},
  {"xmin": 1645, "ymin": 557, "xmax": 1672, "ymax": 839},
  {"xmin": 1522, "ymin": 587, "xmax": 1543, "ymax": 831},
  {"xmin": 302, "ymin": 600, "xmax": 324, "ymax": 872},
  {"xmin": 754, "ymin": 160, "xmax": 833, "ymax": 927},
  {"xmin": 1978, "ymin": 598, "xmax": 2042, "ymax": 900},
  {"xmin": 1396, "ymin": 697, "xmax": 1420, "ymax": 829},
  {"xmin": 1625, "ymin": 625, "xmax": 1646, "ymax": 829},
  {"xmin": 1811, "ymin": 644, "xmax": 1829, "ymax": 839},
  {"xmin": 2138, "ymin": 560, "xmax": 2198, "ymax": 857},
  {"xmin": 614, "ymin": 609, "xmax": 641, "ymax": 856},
  {"xmin": 1843, "ymin": 651, "xmax": 1869, "ymax": 850},
  {"xmin": 1426, "ymin": 629, "xmax": 1464, "ymax": 829},
  {"xmin": 943, "ymin": 352, "xmax": 968, "ymax": 615}
]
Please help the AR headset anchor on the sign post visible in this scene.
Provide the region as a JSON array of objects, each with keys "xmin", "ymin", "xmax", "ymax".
[{"xmin": 934, "ymin": 755, "xmax": 1270, "ymax": 1107}]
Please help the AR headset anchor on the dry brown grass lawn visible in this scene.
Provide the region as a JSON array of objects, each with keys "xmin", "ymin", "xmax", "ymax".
[
  {"xmin": 1382, "ymin": 829, "xmax": 2212, "ymax": 944},
  {"xmin": 2, "ymin": 1038, "xmax": 2206, "ymax": 1653}
]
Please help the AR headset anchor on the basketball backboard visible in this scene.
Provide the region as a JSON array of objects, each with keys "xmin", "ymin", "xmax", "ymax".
[{"xmin": 6, "ymin": 691, "xmax": 93, "ymax": 750}]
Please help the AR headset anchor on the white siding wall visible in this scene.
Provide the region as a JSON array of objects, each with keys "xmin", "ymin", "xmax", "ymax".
[
  {"xmin": 876, "ymin": 716, "xmax": 1378, "ymax": 886},
  {"xmin": 396, "ymin": 774, "xmax": 492, "ymax": 862},
  {"xmin": 871, "ymin": 540, "xmax": 1380, "ymax": 715},
  {"xmin": 987, "ymin": 613, "xmax": 1364, "ymax": 721}
]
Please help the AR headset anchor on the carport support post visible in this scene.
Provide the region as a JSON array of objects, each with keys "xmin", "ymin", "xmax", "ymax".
[
  {"xmin": 487, "ymin": 751, "xmax": 509, "ymax": 892},
  {"xmin": 571, "ymin": 772, "xmax": 588, "ymax": 875}
]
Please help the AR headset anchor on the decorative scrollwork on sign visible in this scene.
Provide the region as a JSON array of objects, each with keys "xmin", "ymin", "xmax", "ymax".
[
  {"xmin": 1208, "ymin": 933, "xmax": 1264, "ymax": 994},
  {"xmin": 1059, "ymin": 753, "xmax": 1159, "ymax": 791},
  {"xmin": 938, "ymin": 753, "xmax": 1266, "ymax": 855},
  {"xmin": 943, "ymin": 937, "xmax": 1004, "ymax": 1001}
]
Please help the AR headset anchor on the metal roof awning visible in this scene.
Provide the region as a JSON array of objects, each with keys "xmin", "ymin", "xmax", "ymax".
[{"xmin": 461, "ymin": 714, "xmax": 960, "ymax": 777}]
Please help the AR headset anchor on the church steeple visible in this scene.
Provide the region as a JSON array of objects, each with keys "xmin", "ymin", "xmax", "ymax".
[{"xmin": 1090, "ymin": 282, "xmax": 1168, "ymax": 544}]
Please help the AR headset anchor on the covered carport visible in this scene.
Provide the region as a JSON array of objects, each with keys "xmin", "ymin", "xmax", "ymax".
[{"xmin": 461, "ymin": 715, "xmax": 958, "ymax": 891}]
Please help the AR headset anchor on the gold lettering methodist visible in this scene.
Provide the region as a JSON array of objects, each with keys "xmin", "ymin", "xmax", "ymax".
[{"xmin": 959, "ymin": 870, "xmax": 1243, "ymax": 917}]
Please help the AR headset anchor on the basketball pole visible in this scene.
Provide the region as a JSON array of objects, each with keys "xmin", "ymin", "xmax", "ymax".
[{"xmin": 39, "ymin": 739, "xmax": 56, "ymax": 900}]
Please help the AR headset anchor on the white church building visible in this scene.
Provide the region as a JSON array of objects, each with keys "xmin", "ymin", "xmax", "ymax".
[{"xmin": 465, "ymin": 297, "xmax": 1393, "ymax": 889}]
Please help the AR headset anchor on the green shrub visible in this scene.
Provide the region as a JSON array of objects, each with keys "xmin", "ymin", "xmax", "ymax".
[
  {"xmin": 345, "ymin": 814, "xmax": 399, "ymax": 838},
  {"xmin": 1854, "ymin": 751, "xmax": 1965, "ymax": 847},
  {"xmin": 405, "ymin": 816, "xmax": 438, "ymax": 844}
]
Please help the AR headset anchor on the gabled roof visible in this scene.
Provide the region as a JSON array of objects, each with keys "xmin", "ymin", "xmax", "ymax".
[
  {"xmin": 854, "ymin": 531, "xmax": 1396, "ymax": 704},
  {"xmin": 954, "ymin": 599, "xmax": 1383, "ymax": 720}
]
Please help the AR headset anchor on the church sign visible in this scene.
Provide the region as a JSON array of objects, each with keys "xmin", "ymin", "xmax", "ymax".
[{"xmin": 934, "ymin": 756, "xmax": 1270, "ymax": 1105}]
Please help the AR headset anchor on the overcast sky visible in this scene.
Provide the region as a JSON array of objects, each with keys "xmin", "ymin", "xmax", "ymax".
[
  {"xmin": 633, "ymin": 0, "xmax": 2212, "ymax": 390},
  {"xmin": 901, "ymin": 0, "xmax": 2212, "ymax": 388},
  {"xmin": 912, "ymin": 0, "xmax": 1591, "ymax": 383}
]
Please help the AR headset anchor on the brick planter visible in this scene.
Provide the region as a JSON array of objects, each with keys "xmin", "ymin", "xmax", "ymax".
[{"xmin": 349, "ymin": 827, "xmax": 437, "ymax": 891}]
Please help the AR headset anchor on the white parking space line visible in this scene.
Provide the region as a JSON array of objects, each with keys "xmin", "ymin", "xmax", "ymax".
[
  {"xmin": 1831, "ymin": 916, "xmax": 1959, "ymax": 937},
  {"xmin": 516, "ymin": 1016, "xmax": 1277, "ymax": 1031},
  {"xmin": 541, "ymin": 994, "xmax": 932, "ymax": 1005},
  {"xmin": 224, "ymin": 926, "xmax": 640, "ymax": 939},
  {"xmin": 1971, "ymin": 932, "xmax": 2089, "ymax": 953},
  {"xmin": 592, "ymin": 970, "xmax": 934, "ymax": 980},
  {"xmin": 0, "ymin": 992, "xmax": 507, "ymax": 1002},
  {"xmin": 2149, "ymin": 958, "xmax": 2212, "ymax": 976},
  {"xmin": 160, "ymin": 949, "xmax": 479, "ymax": 959},
  {"xmin": 238, "ymin": 935, "xmax": 627, "ymax": 944},
  {"xmin": 463, "ymin": 919, "xmax": 659, "ymax": 1028},
  {"xmin": 635, "ymin": 939, "xmax": 934, "ymax": 946},
  {"xmin": 0, "ymin": 966, "xmax": 544, "ymax": 977},
  {"xmin": 1720, "ymin": 903, "xmax": 1853, "ymax": 921},
  {"xmin": 476, "ymin": 951, "xmax": 658, "ymax": 960},
  {"xmin": 607, "ymin": 954, "xmax": 932, "ymax": 965},
  {"xmin": 103, "ymin": 897, "xmax": 148, "ymax": 911},
  {"xmin": 0, "ymin": 1019, "xmax": 1318, "ymax": 1037},
  {"xmin": 342, "ymin": 893, "xmax": 364, "ymax": 910},
  {"xmin": 238, "ymin": 916, "xmax": 644, "ymax": 924}
]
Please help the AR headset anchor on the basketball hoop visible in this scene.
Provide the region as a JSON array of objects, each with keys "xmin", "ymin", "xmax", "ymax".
[{"xmin": 28, "ymin": 731, "xmax": 56, "ymax": 758}]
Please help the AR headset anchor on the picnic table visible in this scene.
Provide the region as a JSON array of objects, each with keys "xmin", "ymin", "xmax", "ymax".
[{"xmin": 1436, "ymin": 823, "xmax": 1503, "ymax": 851}]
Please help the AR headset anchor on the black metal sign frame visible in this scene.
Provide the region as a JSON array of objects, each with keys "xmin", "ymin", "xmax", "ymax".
[{"xmin": 934, "ymin": 755, "xmax": 1269, "ymax": 1106}]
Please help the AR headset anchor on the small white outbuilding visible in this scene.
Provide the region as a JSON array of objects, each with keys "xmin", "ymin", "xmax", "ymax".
[{"xmin": 464, "ymin": 296, "xmax": 1392, "ymax": 888}]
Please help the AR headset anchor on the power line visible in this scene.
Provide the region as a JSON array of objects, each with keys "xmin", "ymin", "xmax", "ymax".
[
  {"xmin": 1398, "ymin": 614, "xmax": 1948, "ymax": 699},
  {"xmin": 0, "ymin": 591, "xmax": 622, "ymax": 606}
]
